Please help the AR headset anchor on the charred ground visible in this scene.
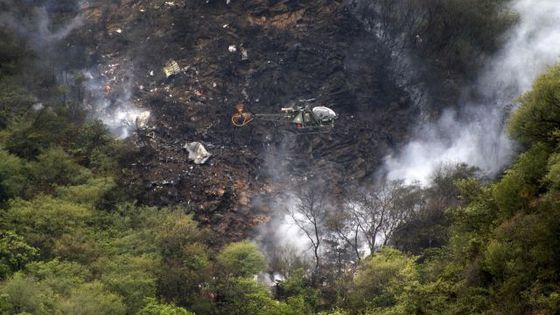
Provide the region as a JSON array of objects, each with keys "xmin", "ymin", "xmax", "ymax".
[{"xmin": 62, "ymin": 0, "xmax": 498, "ymax": 240}]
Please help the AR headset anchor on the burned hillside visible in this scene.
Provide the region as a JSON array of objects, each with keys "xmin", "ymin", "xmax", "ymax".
[
  {"xmin": 63, "ymin": 0, "xmax": 429, "ymax": 239},
  {"xmin": 0, "ymin": 0, "xmax": 511, "ymax": 240}
]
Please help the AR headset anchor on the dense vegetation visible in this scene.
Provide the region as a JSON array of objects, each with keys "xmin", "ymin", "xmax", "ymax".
[{"xmin": 1, "ymin": 1, "xmax": 559, "ymax": 314}]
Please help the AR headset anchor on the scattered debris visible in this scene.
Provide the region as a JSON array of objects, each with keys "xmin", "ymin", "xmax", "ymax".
[
  {"xmin": 163, "ymin": 60, "xmax": 181, "ymax": 78},
  {"xmin": 184, "ymin": 142, "xmax": 212, "ymax": 164}
]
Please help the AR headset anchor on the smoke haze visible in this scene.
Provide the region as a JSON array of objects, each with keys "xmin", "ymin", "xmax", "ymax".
[
  {"xmin": 0, "ymin": 1, "xmax": 148, "ymax": 139},
  {"xmin": 384, "ymin": 0, "xmax": 560, "ymax": 184}
]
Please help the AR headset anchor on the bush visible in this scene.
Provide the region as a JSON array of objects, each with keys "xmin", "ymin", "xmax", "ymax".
[
  {"xmin": 2, "ymin": 195, "xmax": 92, "ymax": 257},
  {"xmin": 509, "ymin": 65, "xmax": 560, "ymax": 145},
  {"xmin": 138, "ymin": 297, "xmax": 194, "ymax": 315},
  {"xmin": 217, "ymin": 241, "xmax": 267, "ymax": 278},
  {"xmin": 0, "ymin": 231, "xmax": 38, "ymax": 279}
]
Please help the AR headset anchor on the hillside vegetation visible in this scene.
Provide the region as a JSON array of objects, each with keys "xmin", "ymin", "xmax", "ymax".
[{"xmin": 1, "ymin": 1, "xmax": 559, "ymax": 315}]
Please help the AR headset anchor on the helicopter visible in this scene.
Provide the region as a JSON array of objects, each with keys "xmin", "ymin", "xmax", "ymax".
[{"xmin": 231, "ymin": 98, "xmax": 338, "ymax": 134}]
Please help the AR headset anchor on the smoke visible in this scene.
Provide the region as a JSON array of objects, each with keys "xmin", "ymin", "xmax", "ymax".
[
  {"xmin": 252, "ymin": 139, "xmax": 322, "ymax": 272},
  {"xmin": 0, "ymin": 0, "xmax": 148, "ymax": 139},
  {"xmin": 384, "ymin": 0, "xmax": 560, "ymax": 184},
  {"xmin": 0, "ymin": 3, "xmax": 83, "ymax": 53},
  {"xmin": 82, "ymin": 66, "xmax": 149, "ymax": 139}
]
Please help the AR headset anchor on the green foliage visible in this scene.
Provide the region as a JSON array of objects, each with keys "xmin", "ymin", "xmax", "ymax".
[
  {"xmin": 55, "ymin": 177, "xmax": 116, "ymax": 206},
  {"xmin": 346, "ymin": 248, "xmax": 418, "ymax": 313},
  {"xmin": 1, "ymin": 195, "xmax": 92, "ymax": 257},
  {"xmin": 97, "ymin": 254, "xmax": 158, "ymax": 314},
  {"xmin": 28, "ymin": 146, "xmax": 90, "ymax": 193},
  {"xmin": 545, "ymin": 152, "xmax": 560, "ymax": 189},
  {"xmin": 0, "ymin": 149, "xmax": 28, "ymax": 202},
  {"xmin": 0, "ymin": 272, "xmax": 55, "ymax": 315},
  {"xmin": 217, "ymin": 241, "xmax": 267, "ymax": 277},
  {"xmin": 138, "ymin": 298, "xmax": 194, "ymax": 315},
  {"xmin": 0, "ymin": 77, "xmax": 35, "ymax": 129},
  {"xmin": 0, "ymin": 231, "xmax": 38, "ymax": 279},
  {"xmin": 158, "ymin": 213, "xmax": 204, "ymax": 258},
  {"xmin": 217, "ymin": 277, "xmax": 295, "ymax": 315},
  {"xmin": 154, "ymin": 211, "xmax": 212, "ymax": 310},
  {"xmin": 509, "ymin": 65, "xmax": 560, "ymax": 145},
  {"xmin": 492, "ymin": 143, "xmax": 550, "ymax": 217},
  {"xmin": 57, "ymin": 281, "xmax": 126, "ymax": 315},
  {"xmin": 0, "ymin": 109, "xmax": 76, "ymax": 160}
]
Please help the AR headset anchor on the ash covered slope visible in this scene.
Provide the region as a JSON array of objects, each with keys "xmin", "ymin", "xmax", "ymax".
[
  {"xmin": 64, "ymin": 0, "xmax": 509, "ymax": 240},
  {"xmin": 72, "ymin": 0, "xmax": 422, "ymax": 239}
]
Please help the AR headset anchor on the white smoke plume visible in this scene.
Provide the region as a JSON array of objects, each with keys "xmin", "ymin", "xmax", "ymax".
[
  {"xmin": 384, "ymin": 0, "xmax": 560, "ymax": 184},
  {"xmin": 0, "ymin": 4, "xmax": 83, "ymax": 52},
  {"xmin": 0, "ymin": 0, "xmax": 148, "ymax": 139},
  {"xmin": 82, "ymin": 65, "xmax": 149, "ymax": 139}
]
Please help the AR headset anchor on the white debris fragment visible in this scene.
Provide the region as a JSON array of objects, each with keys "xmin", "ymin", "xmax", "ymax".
[
  {"xmin": 115, "ymin": 28, "xmax": 122, "ymax": 33},
  {"xmin": 228, "ymin": 45, "xmax": 237, "ymax": 53},
  {"xmin": 135, "ymin": 111, "xmax": 151, "ymax": 128},
  {"xmin": 184, "ymin": 142, "xmax": 212, "ymax": 164},
  {"xmin": 32, "ymin": 103, "xmax": 44, "ymax": 111},
  {"xmin": 149, "ymin": 70, "xmax": 154, "ymax": 76},
  {"xmin": 223, "ymin": 24, "xmax": 229, "ymax": 28},
  {"xmin": 240, "ymin": 47, "xmax": 248, "ymax": 60}
]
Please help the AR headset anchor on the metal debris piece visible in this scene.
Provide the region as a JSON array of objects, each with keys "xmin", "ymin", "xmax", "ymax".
[
  {"xmin": 163, "ymin": 60, "xmax": 181, "ymax": 78},
  {"xmin": 184, "ymin": 142, "xmax": 212, "ymax": 164}
]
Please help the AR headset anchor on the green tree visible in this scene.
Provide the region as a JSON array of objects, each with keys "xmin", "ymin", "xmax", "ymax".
[
  {"xmin": 28, "ymin": 147, "xmax": 90, "ymax": 194},
  {"xmin": 97, "ymin": 254, "xmax": 158, "ymax": 314},
  {"xmin": 24, "ymin": 259, "xmax": 89, "ymax": 296},
  {"xmin": 0, "ymin": 272, "xmax": 55, "ymax": 315},
  {"xmin": 1, "ymin": 195, "xmax": 92, "ymax": 257},
  {"xmin": 217, "ymin": 241, "xmax": 266, "ymax": 278},
  {"xmin": 156, "ymin": 212, "xmax": 211, "ymax": 311},
  {"xmin": 57, "ymin": 281, "xmax": 126, "ymax": 315},
  {"xmin": 138, "ymin": 298, "xmax": 194, "ymax": 315},
  {"xmin": 346, "ymin": 248, "xmax": 418, "ymax": 313},
  {"xmin": 0, "ymin": 149, "xmax": 28, "ymax": 202},
  {"xmin": 216, "ymin": 277, "xmax": 293, "ymax": 315},
  {"xmin": 509, "ymin": 64, "xmax": 560, "ymax": 145},
  {"xmin": 0, "ymin": 231, "xmax": 38, "ymax": 279}
]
